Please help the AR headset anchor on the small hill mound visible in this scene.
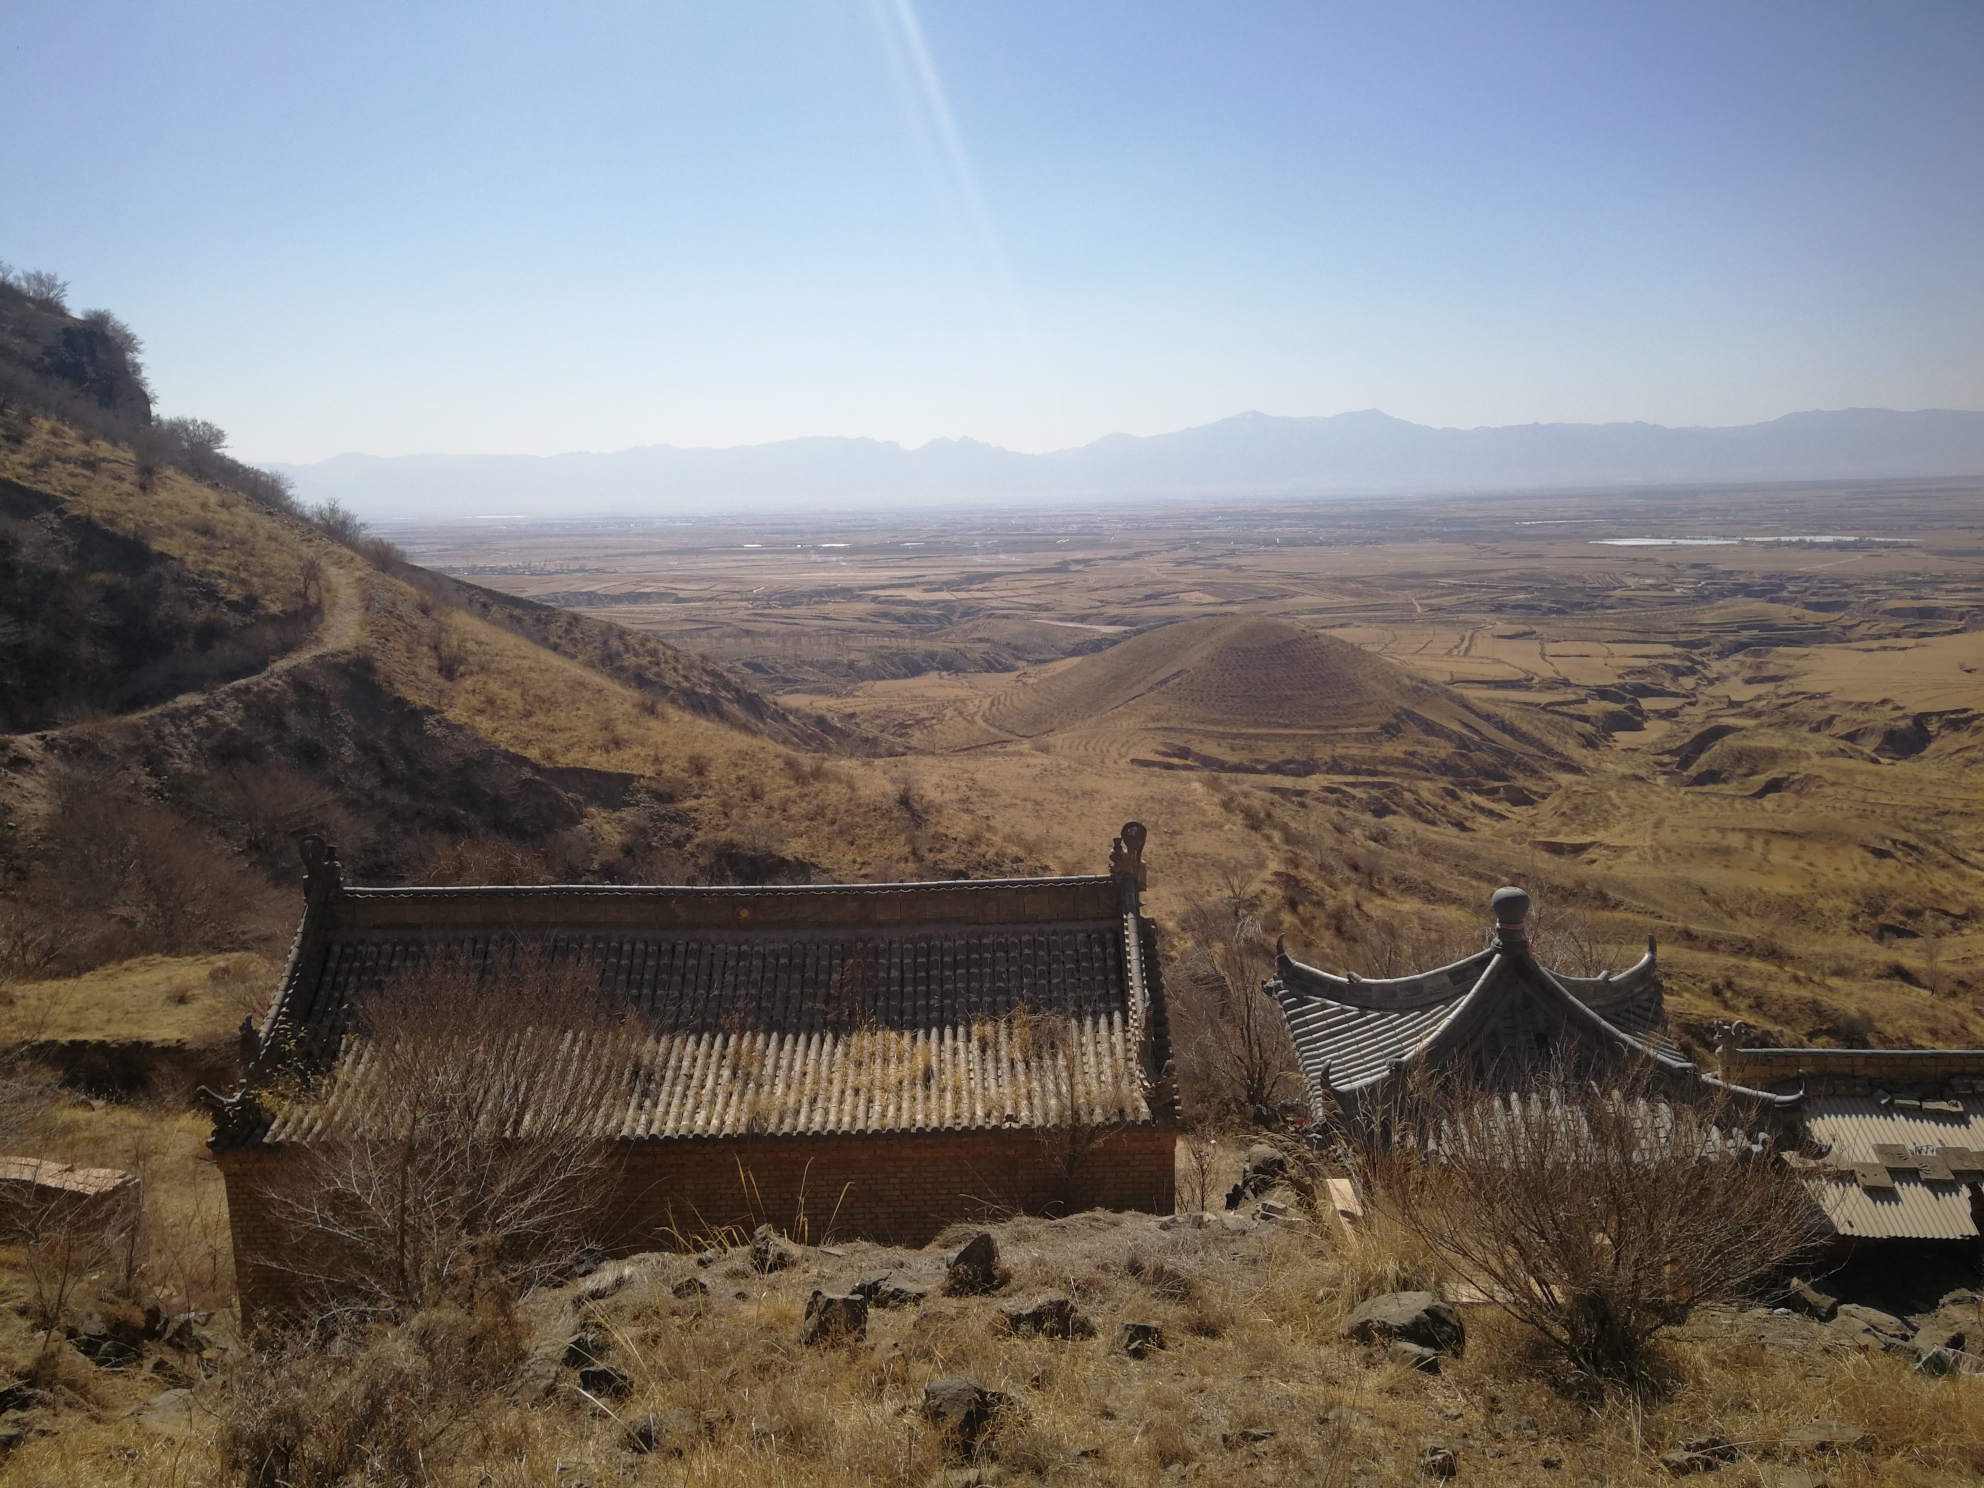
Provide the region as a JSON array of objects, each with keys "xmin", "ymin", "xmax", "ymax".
[
  {"xmin": 938, "ymin": 617, "xmax": 1565, "ymax": 824},
  {"xmin": 982, "ymin": 616, "xmax": 1525, "ymax": 748}
]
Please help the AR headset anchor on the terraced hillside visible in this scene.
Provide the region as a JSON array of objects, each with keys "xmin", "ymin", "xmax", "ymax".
[{"xmin": 908, "ymin": 616, "xmax": 1571, "ymax": 827}]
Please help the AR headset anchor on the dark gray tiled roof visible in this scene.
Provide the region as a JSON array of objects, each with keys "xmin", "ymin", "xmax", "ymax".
[
  {"xmin": 242, "ymin": 837, "xmax": 1171, "ymax": 1146},
  {"xmin": 1268, "ymin": 934, "xmax": 1787, "ymax": 1119}
]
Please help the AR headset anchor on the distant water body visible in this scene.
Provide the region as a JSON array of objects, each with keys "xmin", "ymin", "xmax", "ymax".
[{"xmin": 1591, "ymin": 535, "xmax": 1917, "ymax": 547}]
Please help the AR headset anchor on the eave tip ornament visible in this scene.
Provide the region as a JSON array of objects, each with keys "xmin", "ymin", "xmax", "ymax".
[
  {"xmin": 1110, "ymin": 822, "xmax": 1148, "ymax": 901},
  {"xmin": 1491, "ymin": 885, "xmax": 1531, "ymax": 949}
]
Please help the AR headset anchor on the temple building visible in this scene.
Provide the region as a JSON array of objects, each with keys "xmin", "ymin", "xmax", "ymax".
[
  {"xmin": 214, "ymin": 826, "xmax": 1176, "ymax": 1313},
  {"xmin": 1269, "ymin": 885, "xmax": 1798, "ymax": 1133},
  {"xmin": 1270, "ymin": 885, "xmax": 1984, "ymax": 1248}
]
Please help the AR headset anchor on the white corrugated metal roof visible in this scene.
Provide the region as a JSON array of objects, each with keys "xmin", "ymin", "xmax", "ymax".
[{"xmin": 1804, "ymin": 1096, "xmax": 1984, "ymax": 1241}]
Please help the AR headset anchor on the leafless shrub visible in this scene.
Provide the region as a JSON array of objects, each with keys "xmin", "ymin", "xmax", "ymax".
[
  {"xmin": 1170, "ymin": 878, "xmax": 1304, "ymax": 1127},
  {"xmin": 1018, "ymin": 1009, "xmax": 1126, "ymax": 1210},
  {"xmin": 1337, "ymin": 908, "xmax": 1485, "ymax": 979},
  {"xmin": 221, "ymin": 1305, "xmax": 522, "ymax": 1488},
  {"xmin": 6, "ymin": 764, "xmax": 286, "ymax": 973},
  {"xmin": 256, "ymin": 943, "xmax": 640, "ymax": 1327},
  {"xmin": 1525, "ymin": 894, "xmax": 1631, "ymax": 978},
  {"xmin": 1364, "ymin": 1062, "xmax": 1827, "ymax": 1392}
]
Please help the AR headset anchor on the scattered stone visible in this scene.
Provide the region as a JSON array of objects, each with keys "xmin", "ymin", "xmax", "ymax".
[
  {"xmin": 68, "ymin": 1311, "xmax": 144, "ymax": 1368},
  {"xmin": 563, "ymin": 1332, "xmax": 611, "ymax": 1369},
  {"xmin": 1341, "ymin": 1292, "xmax": 1466, "ymax": 1356},
  {"xmin": 999, "ymin": 1292, "xmax": 1092, "ymax": 1339},
  {"xmin": 1421, "ymin": 1443, "xmax": 1459, "ymax": 1478},
  {"xmin": 944, "ymin": 1232, "xmax": 1003, "ymax": 1295},
  {"xmin": 515, "ymin": 1344, "xmax": 565, "ymax": 1400},
  {"xmin": 1780, "ymin": 1420, "xmax": 1863, "ymax": 1452},
  {"xmin": 576, "ymin": 1364, "xmax": 632, "ymax": 1399},
  {"xmin": 1659, "ymin": 1448, "xmax": 1720, "ymax": 1475},
  {"xmin": 623, "ymin": 1408, "xmax": 703, "ymax": 1455},
  {"xmin": 1912, "ymin": 1343, "xmax": 1982, "ymax": 1375},
  {"xmin": 854, "ymin": 1272, "xmax": 928, "ymax": 1308},
  {"xmin": 1680, "ymin": 1436, "xmax": 1735, "ymax": 1457},
  {"xmin": 1116, "ymin": 1322, "xmax": 1166, "ymax": 1359},
  {"xmin": 923, "ymin": 1376, "xmax": 1006, "ymax": 1456},
  {"xmin": 750, "ymin": 1224, "xmax": 796, "ymax": 1274},
  {"xmin": 1781, "ymin": 1282, "xmax": 1838, "ymax": 1322},
  {"xmin": 1225, "ymin": 1143, "xmax": 1287, "ymax": 1209},
  {"xmin": 800, "ymin": 1290, "xmax": 868, "ymax": 1345},
  {"xmin": 574, "ymin": 1263, "xmax": 637, "ymax": 1303},
  {"xmin": 1390, "ymin": 1340, "xmax": 1443, "ymax": 1373},
  {"xmin": 1222, "ymin": 1427, "xmax": 1276, "ymax": 1447},
  {"xmin": 1826, "ymin": 1305, "xmax": 1912, "ymax": 1354},
  {"xmin": 670, "ymin": 1276, "xmax": 709, "ymax": 1301},
  {"xmin": 1755, "ymin": 1470, "xmax": 1829, "ymax": 1488},
  {"xmin": 127, "ymin": 1387, "xmax": 197, "ymax": 1435}
]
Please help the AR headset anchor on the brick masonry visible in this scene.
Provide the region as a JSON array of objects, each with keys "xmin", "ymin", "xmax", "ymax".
[
  {"xmin": 1730, "ymin": 1048, "xmax": 1984, "ymax": 1084},
  {"xmin": 220, "ymin": 1127, "xmax": 1176, "ymax": 1318}
]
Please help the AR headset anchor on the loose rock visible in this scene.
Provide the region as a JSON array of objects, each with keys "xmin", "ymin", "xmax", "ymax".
[
  {"xmin": 800, "ymin": 1290, "xmax": 869, "ymax": 1345},
  {"xmin": 623, "ymin": 1408, "xmax": 703, "ymax": 1455},
  {"xmin": 924, "ymin": 1376, "xmax": 1006, "ymax": 1456},
  {"xmin": 750, "ymin": 1224, "xmax": 796, "ymax": 1274},
  {"xmin": 1421, "ymin": 1443, "xmax": 1459, "ymax": 1478},
  {"xmin": 1116, "ymin": 1321, "xmax": 1166, "ymax": 1358},
  {"xmin": 1341, "ymin": 1292, "xmax": 1466, "ymax": 1356},
  {"xmin": 1780, "ymin": 1419, "xmax": 1863, "ymax": 1453},
  {"xmin": 576, "ymin": 1364, "xmax": 633, "ymax": 1399},
  {"xmin": 1781, "ymin": 1282, "xmax": 1838, "ymax": 1322},
  {"xmin": 854, "ymin": 1272, "xmax": 927, "ymax": 1308},
  {"xmin": 1389, "ymin": 1340, "xmax": 1443, "ymax": 1373},
  {"xmin": 1827, "ymin": 1305, "xmax": 1912, "ymax": 1353},
  {"xmin": 1000, "ymin": 1292, "xmax": 1092, "ymax": 1339},
  {"xmin": 944, "ymin": 1232, "xmax": 1002, "ymax": 1295}
]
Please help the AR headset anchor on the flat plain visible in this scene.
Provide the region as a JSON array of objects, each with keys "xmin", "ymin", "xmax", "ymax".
[{"xmin": 392, "ymin": 477, "xmax": 1984, "ymax": 1051}]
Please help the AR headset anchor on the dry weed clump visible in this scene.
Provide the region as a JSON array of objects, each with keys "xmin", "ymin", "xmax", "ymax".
[
  {"xmin": 1367, "ymin": 1062, "xmax": 1829, "ymax": 1393},
  {"xmin": 255, "ymin": 944, "xmax": 641, "ymax": 1323}
]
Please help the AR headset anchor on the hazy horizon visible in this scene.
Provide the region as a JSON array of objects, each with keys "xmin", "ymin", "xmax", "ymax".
[
  {"xmin": 273, "ymin": 402, "xmax": 1983, "ymax": 466},
  {"xmin": 6, "ymin": 2, "xmax": 1982, "ymax": 467}
]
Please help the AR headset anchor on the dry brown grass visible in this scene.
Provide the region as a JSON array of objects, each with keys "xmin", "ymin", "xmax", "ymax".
[
  {"xmin": 8, "ymin": 1201, "xmax": 1983, "ymax": 1486},
  {"xmin": 0, "ymin": 953, "xmax": 270, "ymax": 1046},
  {"xmin": 1, "ymin": 419, "xmax": 320, "ymax": 613}
]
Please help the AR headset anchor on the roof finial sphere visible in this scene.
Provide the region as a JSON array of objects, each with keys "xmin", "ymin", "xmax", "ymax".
[{"xmin": 1490, "ymin": 885, "xmax": 1531, "ymax": 925}]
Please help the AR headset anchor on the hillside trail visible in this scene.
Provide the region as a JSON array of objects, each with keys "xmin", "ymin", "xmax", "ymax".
[{"xmin": 23, "ymin": 548, "xmax": 367, "ymax": 743}]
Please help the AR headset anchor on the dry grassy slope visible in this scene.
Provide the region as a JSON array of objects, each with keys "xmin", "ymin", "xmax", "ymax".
[
  {"xmin": 890, "ymin": 648, "xmax": 1984, "ymax": 1049},
  {"xmin": 977, "ymin": 617, "xmax": 1516, "ymax": 745},
  {"xmin": 8, "ymin": 1208, "xmax": 1984, "ymax": 1486},
  {"xmin": 391, "ymin": 564, "xmax": 864, "ymax": 753},
  {"xmin": 0, "ymin": 420, "xmax": 1032, "ymax": 887}
]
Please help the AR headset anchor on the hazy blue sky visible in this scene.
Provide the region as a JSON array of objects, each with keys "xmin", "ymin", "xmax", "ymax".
[{"xmin": 5, "ymin": 1, "xmax": 1980, "ymax": 461}]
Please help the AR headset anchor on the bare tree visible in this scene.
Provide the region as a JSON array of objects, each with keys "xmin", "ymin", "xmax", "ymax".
[
  {"xmin": 1170, "ymin": 880, "xmax": 1304, "ymax": 1127},
  {"xmin": 1016, "ymin": 1009, "xmax": 1127, "ymax": 1211},
  {"xmin": 256, "ymin": 943, "xmax": 641, "ymax": 1327},
  {"xmin": 1363, "ymin": 1062, "xmax": 1827, "ymax": 1390}
]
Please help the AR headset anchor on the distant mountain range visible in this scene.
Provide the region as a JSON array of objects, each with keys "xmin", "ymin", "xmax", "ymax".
[{"xmin": 268, "ymin": 407, "xmax": 1984, "ymax": 521}]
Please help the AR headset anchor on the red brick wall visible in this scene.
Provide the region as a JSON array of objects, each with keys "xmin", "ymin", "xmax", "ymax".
[{"xmin": 220, "ymin": 1127, "xmax": 1175, "ymax": 1318}]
